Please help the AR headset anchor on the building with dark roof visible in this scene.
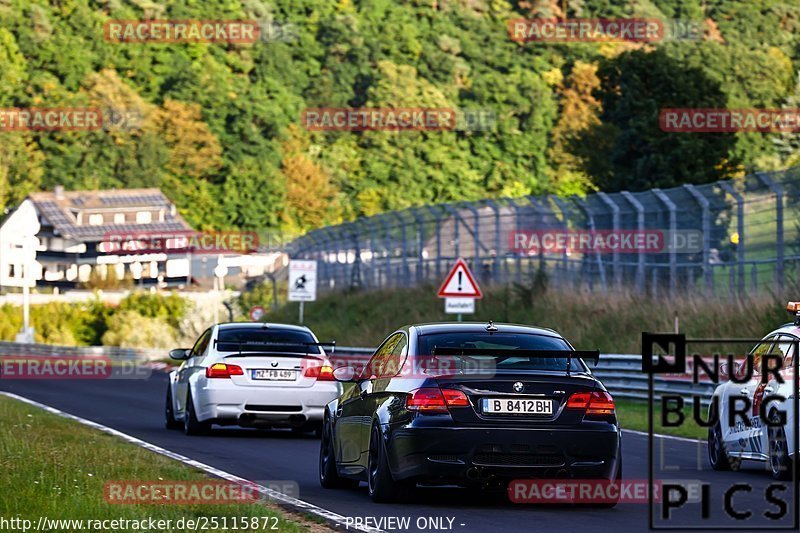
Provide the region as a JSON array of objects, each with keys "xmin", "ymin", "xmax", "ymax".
[{"xmin": 1, "ymin": 187, "xmax": 194, "ymax": 290}]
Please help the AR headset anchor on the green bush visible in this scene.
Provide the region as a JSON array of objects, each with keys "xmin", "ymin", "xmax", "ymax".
[
  {"xmin": 0, "ymin": 292, "xmax": 190, "ymax": 348},
  {"xmin": 100, "ymin": 311, "xmax": 177, "ymax": 349},
  {"xmin": 0, "ymin": 302, "xmax": 96, "ymax": 345},
  {"xmin": 115, "ymin": 292, "xmax": 188, "ymax": 329}
]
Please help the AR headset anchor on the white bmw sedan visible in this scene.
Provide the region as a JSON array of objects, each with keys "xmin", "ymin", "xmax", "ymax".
[{"xmin": 165, "ymin": 322, "xmax": 341, "ymax": 436}]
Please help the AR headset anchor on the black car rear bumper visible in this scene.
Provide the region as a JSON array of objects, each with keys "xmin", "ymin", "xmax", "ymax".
[{"xmin": 385, "ymin": 422, "xmax": 621, "ymax": 484}]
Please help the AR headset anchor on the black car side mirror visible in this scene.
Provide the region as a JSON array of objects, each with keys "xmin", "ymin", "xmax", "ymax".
[
  {"xmin": 169, "ymin": 348, "xmax": 191, "ymax": 360},
  {"xmin": 332, "ymin": 365, "xmax": 359, "ymax": 382}
]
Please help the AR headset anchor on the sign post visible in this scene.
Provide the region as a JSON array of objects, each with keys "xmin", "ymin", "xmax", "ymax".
[
  {"xmin": 288, "ymin": 260, "xmax": 317, "ymax": 325},
  {"xmin": 437, "ymin": 258, "xmax": 482, "ymax": 321},
  {"xmin": 15, "ymin": 235, "xmax": 38, "ymax": 343},
  {"xmin": 213, "ymin": 262, "xmax": 228, "ymax": 325}
]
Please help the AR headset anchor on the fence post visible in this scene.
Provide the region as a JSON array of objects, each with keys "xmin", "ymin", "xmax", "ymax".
[
  {"xmin": 379, "ymin": 214, "xmax": 392, "ymax": 289},
  {"xmin": 352, "ymin": 222, "xmax": 365, "ymax": 290},
  {"xmin": 683, "ymin": 184, "xmax": 712, "ymax": 295},
  {"xmin": 460, "ymin": 203, "xmax": 482, "ymax": 268},
  {"xmin": 332, "ymin": 226, "xmax": 347, "ymax": 290},
  {"xmin": 315, "ymin": 228, "xmax": 332, "ymax": 291},
  {"xmin": 425, "ymin": 206, "xmax": 442, "ymax": 280},
  {"xmin": 525, "ymin": 196, "xmax": 550, "ymax": 282},
  {"xmin": 597, "ymin": 192, "xmax": 621, "ymax": 289},
  {"xmin": 390, "ymin": 211, "xmax": 410, "ymax": 287},
  {"xmin": 754, "ymin": 172, "xmax": 785, "ymax": 291},
  {"xmin": 484, "ymin": 199, "xmax": 502, "ymax": 284},
  {"xmin": 444, "ymin": 204, "xmax": 461, "ymax": 259},
  {"xmin": 652, "ymin": 188, "xmax": 677, "ymax": 296},
  {"xmin": 573, "ymin": 195, "xmax": 607, "ymax": 293},
  {"xmin": 548, "ymin": 195, "xmax": 572, "ymax": 286},
  {"xmin": 408, "ymin": 207, "xmax": 426, "ymax": 283},
  {"xmin": 719, "ymin": 181, "xmax": 745, "ymax": 297},
  {"xmin": 508, "ymin": 198, "xmax": 527, "ymax": 284},
  {"xmin": 621, "ymin": 191, "xmax": 646, "ymax": 293},
  {"xmin": 363, "ymin": 217, "xmax": 378, "ymax": 288}
]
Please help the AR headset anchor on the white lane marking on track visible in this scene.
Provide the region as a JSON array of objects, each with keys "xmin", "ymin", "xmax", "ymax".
[
  {"xmin": 623, "ymin": 428, "xmax": 702, "ymax": 444},
  {"xmin": 0, "ymin": 391, "xmax": 381, "ymax": 533}
]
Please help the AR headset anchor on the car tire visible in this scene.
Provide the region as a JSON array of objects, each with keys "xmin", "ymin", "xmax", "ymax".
[
  {"xmin": 708, "ymin": 419, "xmax": 739, "ymax": 471},
  {"xmin": 602, "ymin": 455, "xmax": 623, "ymax": 508},
  {"xmin": 368, "ymin": 424, "xmax": 412, "ymax": 503},
  {"xmin": 586, "ymin": 448, "xmax": 622, "ymax": 509},
  {"xmin": 319, "ymin": 418, "xmax": 359, "ymax": 489},
  {"xmin": 768, "ymin": 411, "xmax": 793, "ymax": 481},
  {"xmin": 165, "ymin": 385, "xmax": 182, "ymax": 430},
  {"xmin": 184, "ymin": 388, "xmax": 210, "ymax": 436}
]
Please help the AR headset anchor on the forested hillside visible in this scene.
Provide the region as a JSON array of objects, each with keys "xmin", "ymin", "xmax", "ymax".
[{"xmin": 1, "ymin": 0, "xmax": 799, "ymax": 234}]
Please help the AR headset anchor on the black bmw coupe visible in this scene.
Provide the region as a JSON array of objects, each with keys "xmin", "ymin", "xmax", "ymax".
[{"xmin": 319, "ymin": 322, "xmax": 621, "ymax": 503}]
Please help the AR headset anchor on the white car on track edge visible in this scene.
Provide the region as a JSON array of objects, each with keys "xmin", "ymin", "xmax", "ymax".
[
  {"xmin": 707, "ymin": 302, "xmax": 798, "ymax": 480},
  {"xmin": 165, "ymin": 322, "xmax": 341, "ymax": 437}
]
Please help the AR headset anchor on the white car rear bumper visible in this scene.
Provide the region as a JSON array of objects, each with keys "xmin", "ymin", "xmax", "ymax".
[{"xmin": 194, "ymin": 380, "xmax": 342, "ymax": 426}]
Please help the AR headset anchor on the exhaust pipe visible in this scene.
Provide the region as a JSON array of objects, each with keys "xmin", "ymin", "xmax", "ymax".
[
  {"xmin": 465, "ymin": 467, "xmax": 481, "ymax": 480},
  {"xmin": 288, "ymin": 414, "xmax": 307, "ymax": 428}
]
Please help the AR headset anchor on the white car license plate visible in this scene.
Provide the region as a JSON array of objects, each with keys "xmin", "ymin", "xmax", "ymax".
[
  {"xmin": 483, "ymin": 398, "xmax": 553, "ymax": 415},
  {"xmin": 251, "ymin": 369, "xmax": 297, "ymax": 381}
]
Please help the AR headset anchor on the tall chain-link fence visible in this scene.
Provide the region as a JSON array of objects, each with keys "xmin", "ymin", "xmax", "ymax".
[{"xmin": 288, "ymin": 167, "xmax": 800, "ymax": 298}]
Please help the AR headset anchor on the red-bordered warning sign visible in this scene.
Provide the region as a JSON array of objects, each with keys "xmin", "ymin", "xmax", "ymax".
[{"xmin": 437, "ymin": 258, "xmax": 482, "ymax": 298}]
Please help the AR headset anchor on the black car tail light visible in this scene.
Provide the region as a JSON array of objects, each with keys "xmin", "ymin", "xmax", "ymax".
[
  {"xmin": 407, "ymin": 387, "xmax": 468, "ymax": 413},
  {"xmin": 566, "ymin": 391, "xmax": 615, "ymax": 418}
]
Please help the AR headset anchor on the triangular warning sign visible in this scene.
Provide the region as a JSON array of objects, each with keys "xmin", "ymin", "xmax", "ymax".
[{"xmin": 437, "ymin": 258, "xmax": 482, "ymax": 298}]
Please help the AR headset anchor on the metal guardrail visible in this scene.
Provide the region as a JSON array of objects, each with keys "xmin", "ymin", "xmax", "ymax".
[
  {"xmin": 0, "ymin": 341, "xmax": 165, "ymax": 361},
  {"xmin": 0, "ymin": 342, "xmax": 716, "ymax": 405}
]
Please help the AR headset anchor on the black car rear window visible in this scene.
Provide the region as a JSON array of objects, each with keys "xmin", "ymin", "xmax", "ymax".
[
  {"xmin": 417, "ymin": 332, "xmax": 583, "ymax": 371},
  {"xmin": 216, "ymin": 327, "xmax": 321, "ymax": 354}
]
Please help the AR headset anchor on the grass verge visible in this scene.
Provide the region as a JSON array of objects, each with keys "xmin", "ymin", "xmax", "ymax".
[
  {"xmin": 616, "ymin": 398, "xmax": 706, "ymax": 440},
  {"xmin": 0, "ymin": 396, "xmax": 326, "ymax": 532},
  {"xmin": 264, "ymin": 284, "xmax": 792, "ymax": 353}
]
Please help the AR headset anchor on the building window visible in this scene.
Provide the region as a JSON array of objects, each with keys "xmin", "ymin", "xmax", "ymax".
[
  {"xmin": 136, "ymin": 211, "xmax": 152, "ymax": 224},
  {"xmin": 114, "ymin": 213, "xmax": 126, "ymax": 224},
  {"xmin": 88, "ymin": 213, "xmax": 104, "ymax": 226}
]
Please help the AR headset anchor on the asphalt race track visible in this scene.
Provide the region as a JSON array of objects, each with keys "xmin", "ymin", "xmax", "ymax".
[{"xmin": 1, "ymin": 374, "xmax": 796, "ymax": 532}]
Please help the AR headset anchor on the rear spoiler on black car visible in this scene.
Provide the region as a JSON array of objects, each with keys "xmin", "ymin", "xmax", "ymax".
[{"xmin": 431, "ymin": 347, "xmax": 601, "ymax": 368}]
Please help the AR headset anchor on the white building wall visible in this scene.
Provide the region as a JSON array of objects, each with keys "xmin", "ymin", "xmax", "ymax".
[{"xmin": 0, "ymin": 199, "xmax": 42, "ymax": 288}]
